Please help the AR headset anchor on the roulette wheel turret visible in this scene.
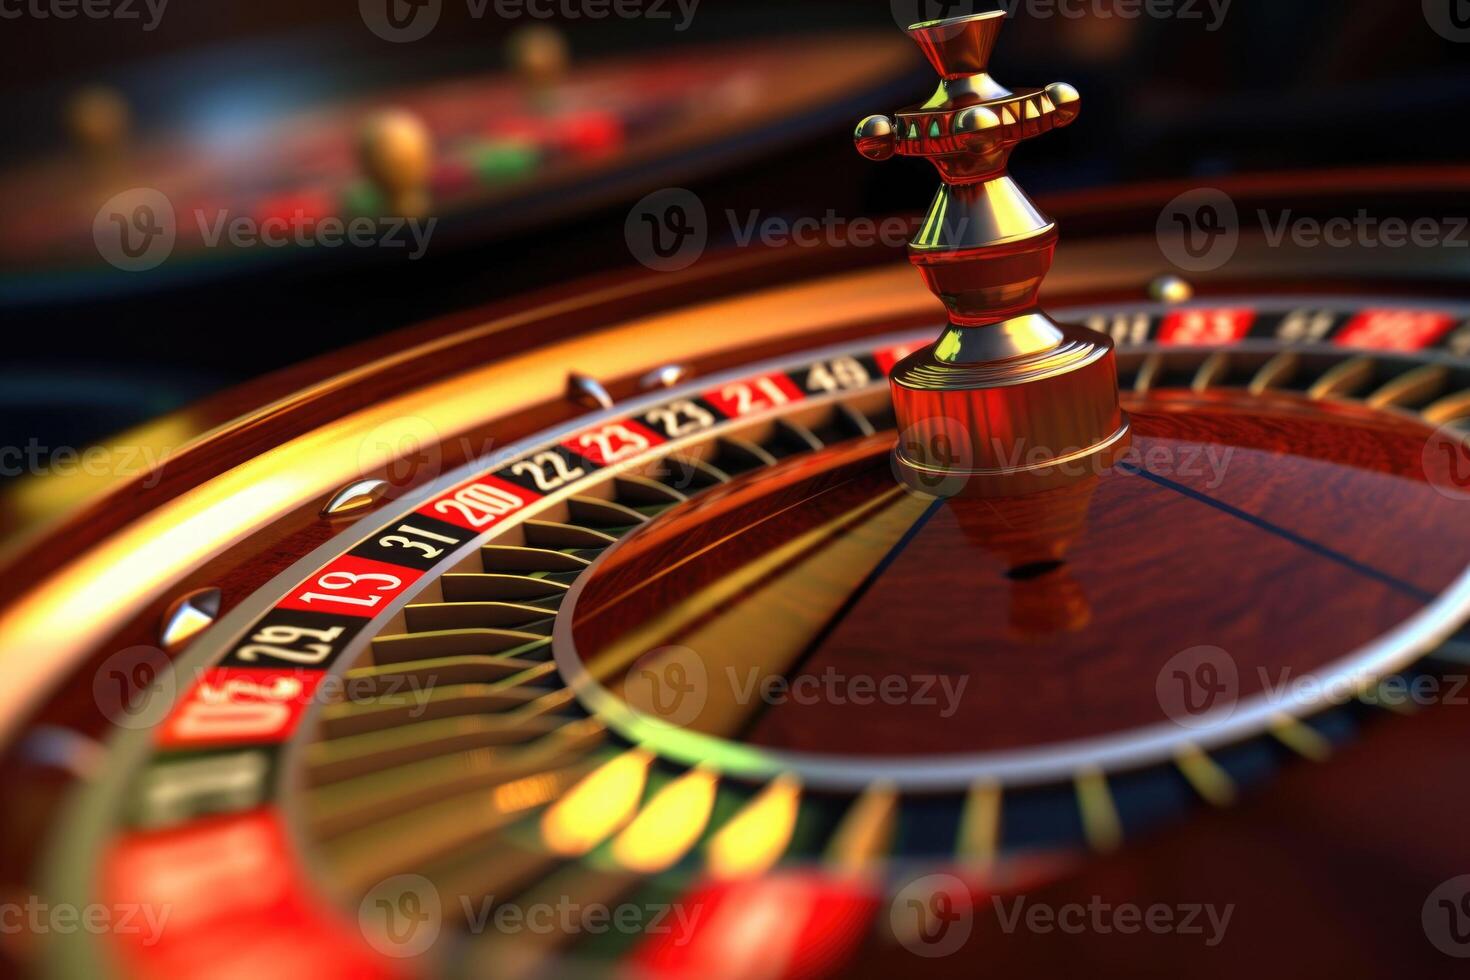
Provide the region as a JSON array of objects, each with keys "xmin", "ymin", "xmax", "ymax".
[
  {"xmin": 855, "ymin": 11, "xmax": 1128, "ymax": 496},
  {"xmin": 65, "ymin": 86, "xmax": 130, "ymax": 165},
  {"xmin": 358, "ymin": 109, "xmax": 435, "ymax": 219},
  {"xmin": 507, "ymin": 24, "xmax": 572, "ymax": 108},
  {"xmin": 4, "ymin": 8, "xmax": 1470, "ymax": 980}
]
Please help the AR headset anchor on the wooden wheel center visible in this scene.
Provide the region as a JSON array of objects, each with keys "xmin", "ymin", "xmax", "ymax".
[{"xmin": 560, "ymin": 390, "xmax": 1470, "ymax": 765}]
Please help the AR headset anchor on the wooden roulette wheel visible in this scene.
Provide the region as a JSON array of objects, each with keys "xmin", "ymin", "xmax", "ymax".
[{"xmin": 3, "ymin": 11, "xmax": 1470, "ymax": 980}]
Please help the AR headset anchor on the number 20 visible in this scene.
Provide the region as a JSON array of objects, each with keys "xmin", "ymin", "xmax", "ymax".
[{"xmin": 434, "ymin": 484, "xmax": 524, "ymax": 528}]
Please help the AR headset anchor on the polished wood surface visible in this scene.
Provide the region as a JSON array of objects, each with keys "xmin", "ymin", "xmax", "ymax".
[
  {"xmin": 570, "ymin": 390, "xmax": 1470, "ymax": 756},
  {"xmin": 842, "ymin": 696, "xmax": 1470, "ymax": 979}
]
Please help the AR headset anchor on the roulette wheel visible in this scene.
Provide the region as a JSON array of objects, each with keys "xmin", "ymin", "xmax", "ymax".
[
  {"xmin": 0, "ymin": 23, "xmax": 917, "ymax": 304},
  {"xmin": 5, "ymin": 9, "xmax": 1470, "ymax": 980}
]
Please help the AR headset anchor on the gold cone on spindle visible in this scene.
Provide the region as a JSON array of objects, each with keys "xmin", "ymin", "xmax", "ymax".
[{"xmin": 856, "ymin": 12, "xmax": 1129, "ymax": 497}]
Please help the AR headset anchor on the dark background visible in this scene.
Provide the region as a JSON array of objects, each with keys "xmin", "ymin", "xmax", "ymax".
[{"xmin": 1, "ymin": 0, "xmax": 1468, "ymax": 457}]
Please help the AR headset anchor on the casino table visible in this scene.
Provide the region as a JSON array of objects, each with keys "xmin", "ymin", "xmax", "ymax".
[
  {"xmin": 0, "ymin": 26, "xmax": 918, "ymax": 304},
  {"xmin": 4, "ymin": 8, "xmax": 1470, "ymax": 980}
]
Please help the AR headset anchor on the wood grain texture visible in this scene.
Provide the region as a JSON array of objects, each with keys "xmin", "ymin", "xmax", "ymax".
[
  {"xmin": 569, "ymin": 391, "xmax": 1470, "ymax": 757},
  {"xmin": 840, "ymin": 696, "xmax": 1470, "ymax": 979}
]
